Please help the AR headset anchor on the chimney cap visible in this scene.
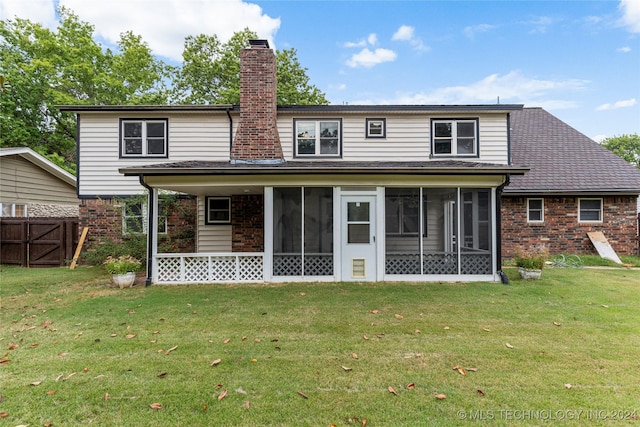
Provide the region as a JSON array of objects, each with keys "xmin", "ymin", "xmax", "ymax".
[{"xmin": 249, "ymin": 39, "xmax": 270, "ymax": 48}]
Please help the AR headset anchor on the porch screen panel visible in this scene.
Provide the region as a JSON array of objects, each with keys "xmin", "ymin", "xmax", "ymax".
[
  {"xmin": 273, "ymin": 188, "xmax": 302, "ymax": 276},
  {"xmin": 385, "ymin": 188, "xmax": 420, "ymax": 274},
  {"xmin": 460, "ymin": 189, "xmax": 492, "ymax": 274},
  {"xmin": 304, "ymin": 188, "xmax": 333, "ymax": 275},
  {"xmin": 422, "ymin": 189, "xmax": 458, "ymax": 275}
]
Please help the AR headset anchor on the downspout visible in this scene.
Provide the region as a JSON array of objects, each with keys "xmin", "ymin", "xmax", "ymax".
[
  {"xmin": 226, "ymin": 107, "xmax": 233, "ymax": 157},
  {"xmin": 497, "ymin": 175, "xmax": 510, "ymax": 284},
  {"xmin": 139, "ymin": 175, "xmax": 155, "ymax": 287}
]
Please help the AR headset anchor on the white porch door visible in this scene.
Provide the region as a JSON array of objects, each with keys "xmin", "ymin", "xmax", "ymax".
[{"xmin": 341, "ymin": 196, "xmax": 377, "ymax": 281}]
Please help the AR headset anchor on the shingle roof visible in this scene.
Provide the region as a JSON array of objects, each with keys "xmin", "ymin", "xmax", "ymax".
[{"xmin": 505, "ymin": 108, "xmax": 640, "ymax": 195}]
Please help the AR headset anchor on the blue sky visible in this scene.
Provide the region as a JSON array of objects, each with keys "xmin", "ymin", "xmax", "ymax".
[{"xmin": 1, "ymin": 0, "xmax": 638, "ymax": 141}]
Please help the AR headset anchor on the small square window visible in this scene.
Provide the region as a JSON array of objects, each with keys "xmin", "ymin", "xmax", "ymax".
[
  {"xmin": 579, "ymin": 198, "xmax": 602, "ymax": 222},
  {"xmin": 206, "ymin": 197, "xmax": 231, "ymax": 224},
  {"xmin": 366, "ymin": 118, "xmax": 386, "ymax": 138},
  {"xmin": 527, "ymin": 198, "xmax": 544, "ymax": 222}
]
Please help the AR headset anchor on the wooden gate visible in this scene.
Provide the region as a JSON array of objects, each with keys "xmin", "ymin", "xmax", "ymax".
[{"xmin": 0, "ymin": 218, "xmax": 79, "ymax": 267}]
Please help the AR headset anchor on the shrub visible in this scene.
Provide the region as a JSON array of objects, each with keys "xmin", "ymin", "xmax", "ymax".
[
  {"xmin": 103, "ymin": 255, "xmax": 142, "ymax": 274},
  {"xmin": 514, "ymin": 246, "xmax": 549, "ymax": 270}
]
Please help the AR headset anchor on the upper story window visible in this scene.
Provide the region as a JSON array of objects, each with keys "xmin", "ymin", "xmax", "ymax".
[
  {"xmin": 366, "ymin": 118, "xmax": 386, "ymax": 138},
  {"xmin": 527, "ymin": 198, "xmax": 544, "ymax": 222},
  {"xmin": 578, "ymin": 198, "xmax": 602, "ymax": 222},
  {"xmin": 294, "ymin": 119, "xmax": 341, "ymax": 157},
  {"xmin": 120, "ymin": 119, "xmax": 168, "ymax": 158},
  {"xmin": 431, "ymin": 119, "xmax": 478, "ymax": 157}
]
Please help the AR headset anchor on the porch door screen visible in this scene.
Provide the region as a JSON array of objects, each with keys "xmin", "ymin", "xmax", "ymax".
[{"xmin": 341, "ymin": 196, "xmax": 376, "ymax": 281}]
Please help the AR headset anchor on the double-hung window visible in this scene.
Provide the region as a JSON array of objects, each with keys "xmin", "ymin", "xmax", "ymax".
[
  {"xmin": 122, "ymin": 200, "xmax": 168, "ymax": 235},
  {"xmin": 121, "ymin": 119, "xmax": 168, "ymax": 158},
  {"xmin": 527, "ymin": 198, "xmax": 544, "ymax": 222},
  {"xmin": 578, "ymin": 198, "xmax": 602, "ymax": 222},
  {"xmin": 431, "ymin": 119, "xmax": 478, "ymax": 157},
  {"xmin": 205, "ymin": 197, "xmax": 231, "ymax": 224},
  {"xmin": 294, "ymin": 119, "xmax": 341, "ymax": 157}
]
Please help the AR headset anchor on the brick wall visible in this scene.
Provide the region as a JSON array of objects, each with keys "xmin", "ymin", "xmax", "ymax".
[
  {"xmin": 502, "ymin": 195, "xmax": 639, "ymax": 257},
  {"xmin": 231, "ymin": 194, "xmax": 264, "ymax": 252},
  {"xmin": 79, "ymin": 197, "xmax": 196, "ymax": 252}
]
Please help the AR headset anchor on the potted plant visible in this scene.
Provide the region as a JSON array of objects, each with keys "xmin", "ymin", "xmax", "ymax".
[
  {"xmin": 514, "ymin": 246, "xmax": 549, "ymax": 280},
  {"xmin": 103, "ymin": 255, "xmax": 141, "ymax": 288}
]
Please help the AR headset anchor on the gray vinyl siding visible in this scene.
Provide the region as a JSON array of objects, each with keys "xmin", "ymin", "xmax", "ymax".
[
  {"xmin": 78, "ymin": 113, "xmax": 230, "ymax": 196},
  {"xmin": 0, "ymin": 155, "xmax": 77, "ymax": 205},
  {"xmin": 277, "ymin": 113, "xmax": 509, "ymax": 163},
  {"xmin": 196, "ymin": 196, "xmax": 232, "ymax": 252}
]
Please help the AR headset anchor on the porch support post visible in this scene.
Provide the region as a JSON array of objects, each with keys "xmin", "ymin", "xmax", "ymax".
[
  {"xmin": 376, "ymin": 186, "xmax": 385, "ymax": 281},
  {"xmin": 496, "ymin": 175, "xmax": 510, "ymax": 280},
  {"xmin": 264, "ymin": 187, "xmax": 273, "ymax": 282},
  {"xmin": 139, "ymin": 176, "xmax": 157, "ymax": 286}
]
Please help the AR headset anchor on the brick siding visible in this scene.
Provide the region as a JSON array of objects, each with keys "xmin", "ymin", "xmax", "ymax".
[
  {"xmin": 502, "ymin": 195, "xmax": 639, "ymax": 257},
  {"xmin": 231, "ymin": 194, "xmax": 264, "ymax": 252}
]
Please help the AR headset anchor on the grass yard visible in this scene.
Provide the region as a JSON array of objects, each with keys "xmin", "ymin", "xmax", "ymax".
[{"xmin": 1, "ymin": 265, "xmax": 639, "ymax": 426}]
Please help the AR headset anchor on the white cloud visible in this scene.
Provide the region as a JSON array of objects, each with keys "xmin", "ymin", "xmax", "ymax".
[
  {"xmin": 592, "ymin": 134, "xmax": 608, "ymax": 143},
  {"xmin": 357, "ymin": 71, "xmax": 588, "ymax": 107},
  {"xmin": 617, "ymin": 46, "xmax": 632, "ymax": 52},
  {"xmin": 0, "ymin": 0, "xmax": 57, "ymax": 28},
  {"xmin": 346, "ymin": 48, "xmax": 397, "ymax": 68},
  {"xmin": 526, "ymin": 16, "xmax": 555, "ymax": 34},
  {"xmin": 596, "ymin": 98, "xmax": 637, "ymax": 111},
  {"xmin": 391, "ymin": 24, "xmax": 429, "ymax": 52},
  {"xmin": 619, "ymin": 0, "xmax": 640, "ymax": 32},
  {"xmin": 344, "ymin": 33, "xmax": 377, "ymax": 48},
  {"xmin": 392, "ymin": 25, "xmax": 414, "ymax": 41},
  {"xmin": 463, "ymin": 24, "xmax": 496, "ymax": 39},
  {"xmin": 0, "ymin": 0, "xmax": 281, "ymax": 62}
]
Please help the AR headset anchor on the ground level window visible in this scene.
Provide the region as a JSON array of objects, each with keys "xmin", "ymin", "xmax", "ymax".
[
  {"xmin": 579, "ymin": 198, "xmax": 602, "ymax": 222},
  {"xmin": 205, "ymin": 197, "xmax": 231, "ymax": 224},
  {"xmin": 527, "ymin": 198, "xmax": 544, "ymax": 222},
  {"xmin": 122, "ymin": 200, "xmax": 168, "ymax": 235},
  {"xmin": 0, "ymin": 202, "xmax": 27, "ymax": 217}
]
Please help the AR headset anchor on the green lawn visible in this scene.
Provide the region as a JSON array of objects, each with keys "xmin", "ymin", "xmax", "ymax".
[{"xmin": 1, "ymin": 265, "xmax": 639, "ymax": 426}]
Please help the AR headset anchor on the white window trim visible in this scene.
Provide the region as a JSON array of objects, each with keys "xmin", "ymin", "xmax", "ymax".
[
  {"xmin": 578, "ymin": 198, "xmax": 603, "ymax": 223},
  {"xmin": 205, "ymin": 197, "xmax": 231, "ymax": 225},
  {"xmin": 527, "ymin": 198, "xmax": 544, "ymax": 223},
  {"xmin": 122, "ymin": 201, "xmax": 168, "ymax": 235},
  {"xmin": 366, "ymin": 118, "xmax": 386, "ymax": 139},
  {"xmin": 120, "ymin": 119, "xmax": 168, "ymax": 158},
  {"xmin": 431, "ymin": 119, "xmax": 478, "ymax": 157},
  {"xmin": 294, "ymin": 119, "xmax": 342, "ymax": 157}
]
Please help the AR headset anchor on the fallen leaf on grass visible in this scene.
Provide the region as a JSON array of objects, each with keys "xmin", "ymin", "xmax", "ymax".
[
  {"xmin": 362, "ymin": 419, "xmax": 368, "ymax": 426},
  {"xmin": 299, "ymin": 292, "xmax": 306, "ymax": 296},
  {"xmin": 203, "ymin": 402, "xmax": 207, "ymax": 412},
  {"xmin": 457, "ymin": 368, "xmax": 467, "ymax": 376},
  {"xmin": 351, "ymin": 353, "xmax": 358, "ymax": 359},
  {"xmin": 47, "ymin": 390, "xmax": 56, "ymax": 395},
  {"xmin": 601, "ymin": 305, "xmax": 609, "ymax": 308},
  {"xmin": 125, "ymin": 334, "xmax": 136, "ymax": 339},
  {"xmin": 30, "ymin": 381, "xmax": 42, "ymax": 386},
  {"xmin": 223, "ymin": 338, "xmax": 231, "ymax": 344},
  {"xmin": 254, "ymin": 338, "xmax": 261, "ymax": 343},
  {"xmin": 297, "ymin": 391, "xmax": 309, "ymax": 399},
  {"xmin": 394, "ymin": 314, "xmax": 403, "ymax": 319},
  {"xmin": 128, "ymin": 310, "xmax": 135, "ymax": 314},
  {"xmin": 505, "ymin": 343, "xmax": 514, "ymax": 349},
  {"xmin": 149, "ymin": 403, "xmax": 162, "ymax": 409},
  {"xmin": 444, "ymin": 326, "xmax": 450, "ymax": 330},
  {"xmin": 211, "ymin": 358, "xmax": 221, "ymax": 367},
  {"xmin": 152, "ymin": 330, "xmax": 160, "ymax": 335},
  {"xmin": 0, "ymin": 412, "xmax": 8, "ymax": 418},
  {"xmin": 553, "ymin": 322, "xmax": 561, "ymax": 326},
  {"xmin": 104, "ymin": 393, "xmax": 110, "ymax": 401},
  {"xmin": 41, "ymin": 320, "xmax": 52, "ymax": 328},
  {"xmin": 370, "ymin": 310, "xmax": 379, "ymax": 314},
  {"xmin": 218, "ymin": 390, "xmax": 227, "ymax": 401},
  {"xmin": 83, "ymin": 367, "xmax": 88, "ymax": 373},
  {"xmin": 406, "ymin": 383, "xmax": 415, "ymax": 389},
  {"xmin": 157, "ymin": 372, "xmax": 167, "ymax": 378},
  {"xmin": 63, "ymin": 372, "xmax": 76, "ymax": 381},
  {"xmin": 363, "ymin": 335, "xmax": 369, "ymax": 340},
  {"xmin": 388, "ymin": 386, "xmax": 398, "ymax": 396},
  {"xmin": 165, "ymin": 345, "xmax": 178, "ymax": 355},
  {"xmin": 244, "ymin": 400, "xmax": 250, "ymax": 409},
  {"xmin": 564, "ymin": 384, "xmax": 572, "ymax": 389},
  {"xmin": 55, "ymin": 374, "xmax": 63, "ymax": 381},
  {"xmin": 0, "ymin": 360, "xmax": 10, "ymax": 365},
  {"xmin": 342, "ymin": 366, "xmax": 352, "ymax": 371},
  {"xmin": 43, "ymin": 422, "xmax": 53, "ymax": 427},
  {"xmin": 251, "ymin": 358, "xmax": 257, "ymax": 363},
  {"xmin": 477, "ymin": 389, "xmax": 485, "ymax": 396},
  {"xmin": 110, "ymin": 334, "xmax": 117, "ymax": 337},
  {"xmin": 8, "ymin": 343, "xmax": 18, "ymax": 350},
  {"xmin": 482, "ymin": 328, "xmax": 491, "ymax": 332},
  {"xmin": 435, "ymin": 394, "xmax": 447, "ymax": 400}
]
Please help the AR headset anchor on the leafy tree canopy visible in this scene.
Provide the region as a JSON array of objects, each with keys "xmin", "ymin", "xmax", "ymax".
[
  {"xmin": 1, "ymin": 9, "xmax": 328, "ymax": 172},
  {"xmin": 601, "ymin": 133, "xmax": 640, "ymax": 169}
]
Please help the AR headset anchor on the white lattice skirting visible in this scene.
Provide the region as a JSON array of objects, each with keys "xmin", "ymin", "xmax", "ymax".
[{"xmin": 155, "ymin": 253, "xmax": 264, "ymax": 284}]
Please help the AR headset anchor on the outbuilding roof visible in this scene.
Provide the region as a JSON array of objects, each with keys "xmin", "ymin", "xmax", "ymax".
[{"xmin": 505, "ymin": 108, "xmax": 640, "ymax": 195}]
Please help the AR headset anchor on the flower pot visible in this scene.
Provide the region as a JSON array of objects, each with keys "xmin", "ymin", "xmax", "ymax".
[
  {"xmin": 112, "ymin": 272, "xmax": 136, "ymax": 288},
  {"xmin": 518, "ymin": 267, "xmax": 542, "ymax": 280}
]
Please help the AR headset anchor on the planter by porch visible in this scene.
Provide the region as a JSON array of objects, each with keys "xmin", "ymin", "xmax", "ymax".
[
  {"xmin": 112, "ymin": 272, "xmax": 136, "ymax": 288},
  {"xmin": 518, "ymin": 267, "xmax": 542, "ymax": 280}
]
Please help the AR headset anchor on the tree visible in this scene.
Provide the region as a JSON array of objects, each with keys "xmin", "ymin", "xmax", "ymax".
[
  {"xmin": 0, "ymin": 8, "xmax": 172, "ymax": 169},
  {"xmin": 601, "ymin": 134, "xmax": 640, "ymax": 169},
  {"xmin": 173, "ymin": 28, "xmax": 328, "ymax": 105}
]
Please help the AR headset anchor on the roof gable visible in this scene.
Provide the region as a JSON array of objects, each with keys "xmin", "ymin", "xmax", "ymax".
[{"xmin": 0, "ymin": 147, "xmax": 76, "ymax": 187}]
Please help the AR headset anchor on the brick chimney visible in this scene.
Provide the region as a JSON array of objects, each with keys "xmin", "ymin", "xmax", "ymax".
[{"xmin": 231, "ymin": 40, "xmax": 284, "ymax": 163}]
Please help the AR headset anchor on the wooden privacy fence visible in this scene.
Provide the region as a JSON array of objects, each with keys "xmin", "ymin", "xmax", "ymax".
[{"xmin": 0, "ymin": 218, "xmax": 79, "ymax": 267}]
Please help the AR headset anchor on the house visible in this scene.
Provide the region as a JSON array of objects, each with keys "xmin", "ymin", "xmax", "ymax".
[
  {"xmin": 0, "ymin": 147, "xmax": 78, "ymax": 218},
  {"xmin": 59, "ymin": 40, "xmax": 531, "ymax": 284},
  {"xmin": 502, "ymin": 108, "xmax": 640, "ymax": 257}
]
